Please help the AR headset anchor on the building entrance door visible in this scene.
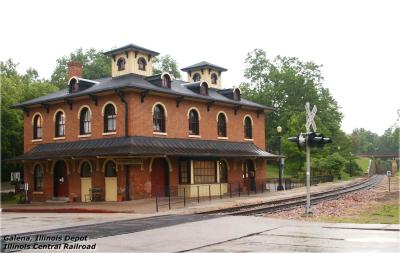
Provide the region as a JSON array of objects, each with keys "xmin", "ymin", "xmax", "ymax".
[
  {"xmin": 151, "ymin": 158, "xmax": 170, "ymax": 197},
  {"xmin": 244, "ymin": 160, "xmax": 256, "ymax": 192},
  {"xmin": 53, "ymin": 161, "xmax": 69, "ymax": 197}
]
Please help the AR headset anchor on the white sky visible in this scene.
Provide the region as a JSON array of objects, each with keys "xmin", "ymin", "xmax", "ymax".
[{"xmin": 1, "ymin": 0, "xmax": 399, "ymax": 135}]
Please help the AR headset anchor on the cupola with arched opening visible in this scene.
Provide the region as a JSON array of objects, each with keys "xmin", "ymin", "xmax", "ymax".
[
  {"xmin": 104, "ymin": 44, "xmax": 160, "ymax": 78},
  {"xmin": 181, "ymin": 61, "xmax": 227, "ymax": 89}
]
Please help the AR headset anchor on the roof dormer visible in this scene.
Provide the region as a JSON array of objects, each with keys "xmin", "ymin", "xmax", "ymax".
[
  {"xmin": 218, "ymin": 87, "xmax": 241, "ymax": 101},
  {"xmin": 104, "ymin": 43, "xmax": 160, "ymax": 78},
  {"xmin": 184, "ymin": 81, "xmax": 209, "ymax": 96},
  {"xmin": 145, "ymin": 72, "xmax": 173, "ymax": 89},
  {"xmin": 181, "ymin": 61, "xmax": 227, "ymax": 89},
  {"xmin": 68, "ymin": 77, "xmax": 98, "ymax": 93}
]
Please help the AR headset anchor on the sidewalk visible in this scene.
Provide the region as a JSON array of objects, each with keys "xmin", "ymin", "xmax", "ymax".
[{"xmin": 1, "ymin": 177, "xmax": 366, "ymax": 214}]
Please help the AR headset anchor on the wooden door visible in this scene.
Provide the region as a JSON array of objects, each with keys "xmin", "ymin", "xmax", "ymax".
[{"xmin": 54, "ymin": 161, "xmax": 68, "ymax": 197}]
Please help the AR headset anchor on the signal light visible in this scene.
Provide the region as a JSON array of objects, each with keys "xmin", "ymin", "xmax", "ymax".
[{"xmin": 288, "ymin": 132, "xmax": 331, "ymax": 149}]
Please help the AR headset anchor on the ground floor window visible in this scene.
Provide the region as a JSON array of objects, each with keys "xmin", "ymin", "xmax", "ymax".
[
  {"xmin": 193, "ymin": 160, "xmax": 216, "ymax": 184},
  {"xmin": 34, "ymin": 164, "xmax": 44, "ymax": 191},
  {"xmin": 179, "ymin": 160, "xmax": 190, "ymax": 184}
]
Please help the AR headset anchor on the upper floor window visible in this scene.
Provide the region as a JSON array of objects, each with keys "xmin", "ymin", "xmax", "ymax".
[
  {"xmin": 33, "ymin": 114, "xmax": 43, "ymax": 139},
  {"xmin": 188, "ymin": 109, "xmax": 199, "ymax": 135},
  {"xmin": 211, "ymin": 73, "xmax": 218, "ymax": 84},
  {"xmin": 138, "ymin": 57, "xmax": 147, "ymax": 71},
  {"xmin": 200, "ymin": 82, "xmax": 208, "ymax": 95},
  {"xmin": 233, "ymin": 88, "xmax": 241, "ymax": 101},
  {"xmin": 193, "ymin": 73, "xmax": 201, "ymax": 82},
  {"xmin": 162, "ymin": 74, "xmax": 171, "ymax": 88},
  {"xmin": 105, "ymin": 160, "xmax": 117, "ymax": 177},
  {"xmin": 80, "ymin": 161, "xmax": 92, "ymax": 177},
  {"xmin": 153, "ymin": 104, "xmax": 166, "ymax": 133},
  {"xmin": 104, "ymin": 104, "xmax": 116, "ymax": 133},
  {"xmin": 55, "ymin": 111, "xmax": 65, "ymax": 137},
  {"xmin": 79, "ymin": 107, "xmax": 91, "ymax": 135},
  {"xmin": 244, "ymin": 116, "xmax": 252, "ymax": 139},
  {"xmin": 217, "ymin": 113, "xmax": 227, "ymax": 137},
  {"xmin": 117, "ymin": 57, "xmax": 126, "ymax": 71},
  {"xmin": 34, "ymin": 164, "xmax": 44, "ymax": 192}
]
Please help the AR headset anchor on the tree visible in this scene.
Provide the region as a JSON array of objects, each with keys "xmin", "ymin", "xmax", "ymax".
[
  {"xmin": 51, "ymin": 48, "xmax": 111, "ymax": 89},
  {"xmin": 152, "ymin": 55, "xmax": 182, "ymax": 79},
  {"xmin": 240, "ymin": 49, "xmax": 346, "ymax": 176},
  {"xmin": 1, "ymin": 59, "xmax": 58, "ymax": 181}
]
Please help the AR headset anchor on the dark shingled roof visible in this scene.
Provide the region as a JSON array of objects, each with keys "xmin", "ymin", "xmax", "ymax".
[
  {"xmin": 12, "ymin": 136, "xmax": 279, "ymax": 160},
  {"xmin": 13, "ymin": 74, "xmax": 272, "ymax": 110},
  {"xmin": 181, "ymin": 61, "xmax": 228, "ymax": 72},
  {"xmin": 103, "ymin": 44, "xmax": 160, "ymax": 56}
]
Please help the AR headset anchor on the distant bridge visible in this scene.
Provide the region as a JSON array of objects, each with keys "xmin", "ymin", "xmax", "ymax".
[{"xmin": 356, "ymin": 153, "xmax": 399, "ymax": 159}]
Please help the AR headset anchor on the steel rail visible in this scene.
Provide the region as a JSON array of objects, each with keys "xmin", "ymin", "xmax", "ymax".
[{"xmin": 199, "ymin": 175, "xmax": 383, "ymax": 216}]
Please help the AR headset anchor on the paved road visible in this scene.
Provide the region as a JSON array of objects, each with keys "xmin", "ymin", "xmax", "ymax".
[
  {"xmin": 1, "ymin": 214, "xmax": 215, "ymax": 252},
  {"xmin": 1, "ymin": 213, "xmax": 399, "ymax": 252}
]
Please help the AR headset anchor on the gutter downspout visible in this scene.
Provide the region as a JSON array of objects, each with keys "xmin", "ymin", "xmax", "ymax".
[{"xmin": 116, "ymin": 89, "xmax": 128, "ymax": 137}]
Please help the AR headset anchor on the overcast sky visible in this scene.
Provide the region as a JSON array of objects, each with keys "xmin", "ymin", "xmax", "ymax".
[{"xmin": 1, "ymin": 0, "xmax": 399, "ymax": 135}]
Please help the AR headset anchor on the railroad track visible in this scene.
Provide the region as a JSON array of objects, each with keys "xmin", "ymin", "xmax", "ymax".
[{"xmin": 199, "ymin": 175, "xmax": 384, "ymax": 216}]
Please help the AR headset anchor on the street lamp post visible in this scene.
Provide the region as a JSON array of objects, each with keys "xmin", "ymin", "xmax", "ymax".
[{"xmin": 277, "ymin": 126, "xmax": 284, "ymax": 191}]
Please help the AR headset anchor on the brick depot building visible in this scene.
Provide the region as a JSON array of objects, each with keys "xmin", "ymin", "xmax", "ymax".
[{"xmin": 12, "ymin": 43, "xmax": 278, "ymax": 202}]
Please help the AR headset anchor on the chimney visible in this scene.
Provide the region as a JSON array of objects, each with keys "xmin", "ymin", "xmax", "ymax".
[{"xmin": 67, "ymin": 61, "xmax": 83, "ymax": 79}]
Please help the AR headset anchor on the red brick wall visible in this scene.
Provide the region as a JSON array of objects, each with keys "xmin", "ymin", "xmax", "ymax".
[{"xmin": 24, "ymin": 91, "xmax": 265, "ymax": 152}]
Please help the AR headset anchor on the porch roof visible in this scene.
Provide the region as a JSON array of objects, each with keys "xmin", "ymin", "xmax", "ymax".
[{"xmin": 11, "ymin": 136, "xmax": 280, "ymax": 161}]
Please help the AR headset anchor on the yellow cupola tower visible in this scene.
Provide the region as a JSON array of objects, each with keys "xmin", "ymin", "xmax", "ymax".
[
  {"xmin": 104, "ymin": 44, "xmax": 160, "ymax": 78},
  {"xmin": 181, "ymin": 61, "xmax": 227, "ymax": 89}
]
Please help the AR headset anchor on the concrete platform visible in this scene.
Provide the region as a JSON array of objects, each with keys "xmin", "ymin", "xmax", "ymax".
[{"xmin": 1, "ymin": 177, "xmax": 366, "ymax": 215}]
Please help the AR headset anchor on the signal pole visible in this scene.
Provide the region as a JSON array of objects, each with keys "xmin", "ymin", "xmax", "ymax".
[{"xmin": 305, "ymin": 133, "xmax": 312, "ymax": 215}]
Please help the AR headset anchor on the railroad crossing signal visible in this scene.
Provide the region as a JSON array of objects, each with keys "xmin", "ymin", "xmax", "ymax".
[
  {"xmin": 287, "ymin": 102, "xmax": 333, "ymax": 216},
  {"xmin": 305, "ymin": 102, "xmax": 317, "ymax": 132}
]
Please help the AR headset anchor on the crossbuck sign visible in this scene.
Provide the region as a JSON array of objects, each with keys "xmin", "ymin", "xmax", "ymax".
[{"xmin": 305, "ymin": 102, "xmax": 317, "ymax": 132}]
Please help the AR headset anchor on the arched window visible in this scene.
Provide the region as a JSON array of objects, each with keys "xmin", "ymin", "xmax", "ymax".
[
  {"xmin": 188, "ymin": 109, "xmax": 199, "ymax": 135},
  {"xmin": 211, "ymin": 73, "xmax": 218, "ymax": 84},
  {"xmin": 117, "ymin": 57, "xmax": 126, "ymax": 71},
  {"xmin": 217, "ymin": 113, "xmax": 227, "ymax": 137},
  {"xmin": 80, "ymin": 161, "xmax": 92, "ymax": 177},
  {"xmin": 153, "ymin": 104, "xmax": 166, "ymax": 132},
  {"xmin": 244, "ymin": 116, "xmax": 252, "ymax": 139},
  {"xmin": 193, "ymin": 73, "xmax": 201, "ymax": 82},
  {"xmin": 233, "ymin": 88, "xmax": 241, "ymax": 101},
  {"xmin": 162, "ymin": 74, "xmax": 171, "ymax": 88},
  {"xmin": 200, "ymin": 82, "xmax": 208, "ymax": 95},
  {"xmin": 33, "ymin": 114, "xmax": 43, "ymax": 139},
  {"xmin": 104, "ymin": 104, "xmax": 116, "ymax": 133},
  {"xmin": 69, "ymin": 78, "xmax": 79, "ymax": 93},
  {"xmin": 79, "ymin": 107, "xmax": 91, "ymax": 135},
  {"xmin": 55, "ymin": 111, "xmax": 65, "ymax": 137},
  {"xmin": 138, "ymin": 57, "xmax": 147, "ymax": 71},
  {"xmin": 105, "ymin": 161, "xmax": 117, "ymax": 177},
  {"xmin": 34, "ymin": 164, "xmax": 44, "ymax": 191},
  {"xmin": 219, "ymin": 160, "xmax": 228, "ymax": 183}
]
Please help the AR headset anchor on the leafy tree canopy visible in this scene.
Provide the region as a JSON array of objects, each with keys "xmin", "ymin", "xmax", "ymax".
[
  {"xmin": 51, "ymin": 48, "xmax": 111, "ymax": 89},
  {"xmin": 152, "ymin": 55, "xmax": 182, "ymax": 79},
  {"xmin": 240, "ymin": 49, "xmax": 348, "ymax": 176},
  {"xmin": 1, "ymin": 59, "xmax": 58, "ymax": 181}
]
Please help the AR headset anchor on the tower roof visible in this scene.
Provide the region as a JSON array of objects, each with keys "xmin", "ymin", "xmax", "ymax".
[
  {"xmin": 181, "ymin": 61, "xmax": 227, "ymax": 72},
  {"xmin": 103, "ymin": 43, "xmax": 160, "ymax": 57}
]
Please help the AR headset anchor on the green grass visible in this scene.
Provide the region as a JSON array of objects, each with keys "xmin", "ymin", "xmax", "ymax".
[
  {"xmin": 266, "ymin": 163, "xmax": 296, "ymax": 178},
  {"xmin": 356, "ymin": 157, "xmax": 370, "ymax": 173},
  {"xmin": 319, "ymin": 204, "xmax": 399, "ymax": 224}
]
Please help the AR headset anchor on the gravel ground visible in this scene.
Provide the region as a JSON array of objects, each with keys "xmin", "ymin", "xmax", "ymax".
[{"xmin": 265, "ymin": 176, "xmax": 399, "ymax": 220}]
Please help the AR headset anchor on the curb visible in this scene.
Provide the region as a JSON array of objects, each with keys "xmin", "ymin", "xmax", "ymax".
[{"xmin": 1, "ymin": 208, "xmax": 134, "ymax": 213}]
